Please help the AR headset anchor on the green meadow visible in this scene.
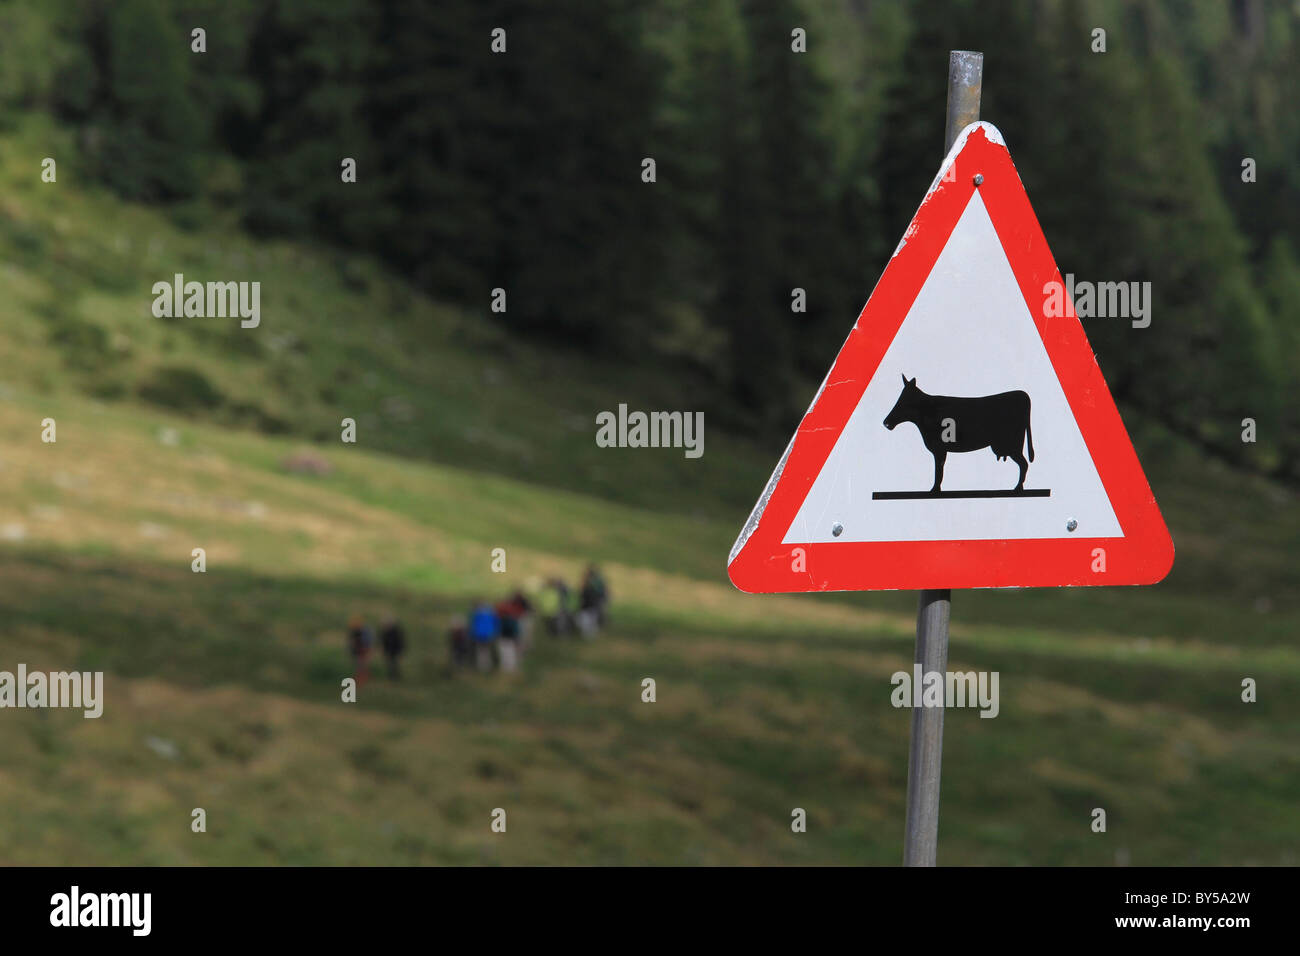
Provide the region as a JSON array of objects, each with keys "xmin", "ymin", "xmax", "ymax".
[{"xmin": 0, "ymin": 116, "xmax": 1295, "ymax": 865}]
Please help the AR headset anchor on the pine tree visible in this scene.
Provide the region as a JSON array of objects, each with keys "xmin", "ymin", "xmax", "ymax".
[{"xmin": 86, "ymin": 0, "xmax": 205, "ymax": 200}]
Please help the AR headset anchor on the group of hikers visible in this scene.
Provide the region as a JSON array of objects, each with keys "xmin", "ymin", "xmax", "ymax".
[
  {"xmin": 345, "ymin": 565, "xmax": 610, "ymax": 681},
  {"xmin": 449, "ymin": 565, "xmax": 610, "ymax": 673}
]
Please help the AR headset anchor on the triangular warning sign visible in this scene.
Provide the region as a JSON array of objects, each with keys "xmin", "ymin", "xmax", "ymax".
[{"xmin": 728, "ymin": 123, "xmax": 1173, "ymax": 592}]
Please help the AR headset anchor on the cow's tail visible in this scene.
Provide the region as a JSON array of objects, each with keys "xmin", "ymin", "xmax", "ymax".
[{"xmin": 1026, "ymin": 412, "xmax": 1035, "ymax": 462}]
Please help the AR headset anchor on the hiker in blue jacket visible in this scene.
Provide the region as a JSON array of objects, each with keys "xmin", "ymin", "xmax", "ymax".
[{"xmin": 469, "ymin": 600, "xmax": 499, "ymax": 671}]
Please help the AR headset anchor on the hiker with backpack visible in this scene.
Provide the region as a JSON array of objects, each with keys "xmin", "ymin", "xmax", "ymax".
[
  {"xmin": 347, "ymin": 614, "xmax": 375, "ymax": 687},
  {"xmin": 496, "ymin": 591, "xmax": 534, "ymax": 671},
  {"xmin": 579, "ymin": 564, "xmax": 609, "ymax": 631},
  {"xmin": 379, "ymin": 615, "xmax": 406, "ymax": 680},
  {"xmin": 447, "ymin": 615, "xmax": 471, "ymax": 670},
  {"xmin": 468, "ymin": 599, "xmax": 500, "ymax": 672}
]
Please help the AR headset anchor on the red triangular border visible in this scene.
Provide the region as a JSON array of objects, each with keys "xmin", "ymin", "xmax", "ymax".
[{"xmin": 728, "ymin": 124, "xmax": 1174, "ymax": 592}]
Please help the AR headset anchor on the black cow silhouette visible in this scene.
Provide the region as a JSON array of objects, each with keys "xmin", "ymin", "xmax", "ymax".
[{"xmin": 882, "ymin": 375, "xmax": 1034, "ymax": 493}]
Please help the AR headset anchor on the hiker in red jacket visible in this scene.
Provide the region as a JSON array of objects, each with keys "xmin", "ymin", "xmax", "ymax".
[{"xmin": 347, "ymin": 614, "xmax": 374, "ymax": 686}]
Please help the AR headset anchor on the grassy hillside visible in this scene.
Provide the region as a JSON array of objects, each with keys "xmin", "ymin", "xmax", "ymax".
[
  {"xmin": 0, "ymin": 117, "xmax": 1295, "ymax": 864},
  {"xmin": 0, "ymin": 114, "xmax": 769, "ymax": 518}
]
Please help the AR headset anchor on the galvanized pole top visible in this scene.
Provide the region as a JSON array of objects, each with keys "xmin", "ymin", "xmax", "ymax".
[{"xmin": 944, "ymin": 50, "xmax": 984, "ymax": 155}]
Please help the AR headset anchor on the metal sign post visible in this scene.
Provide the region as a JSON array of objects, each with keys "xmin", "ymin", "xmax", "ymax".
[{"xmin": 901, "ymin": 50, "xmax": 983, "ymax": 868}]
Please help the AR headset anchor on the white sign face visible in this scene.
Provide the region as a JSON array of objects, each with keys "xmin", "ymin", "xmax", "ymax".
[{"xmin": 784, "ymin": 191, "xmax": 1121, "ymax": 545}]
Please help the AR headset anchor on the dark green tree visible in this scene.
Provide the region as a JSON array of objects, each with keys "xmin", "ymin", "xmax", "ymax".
[{"xmin": 66, "ymin": 0, "xmax": 205, "ymax": 200}]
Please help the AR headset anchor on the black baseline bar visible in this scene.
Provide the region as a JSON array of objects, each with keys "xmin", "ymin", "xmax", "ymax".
[{"xmin": 871, "ymin": 488, "xmax": 1051, "ymax": 500}]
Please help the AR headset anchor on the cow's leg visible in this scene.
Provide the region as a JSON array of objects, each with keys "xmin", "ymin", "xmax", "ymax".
[
  {"xmin": 930, "ymin": 449, "xmax": 946, "ymax": 493},
  {"xmin": 1009, "ymin": 451, "xmax": 1028, "ymax": 491}
]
